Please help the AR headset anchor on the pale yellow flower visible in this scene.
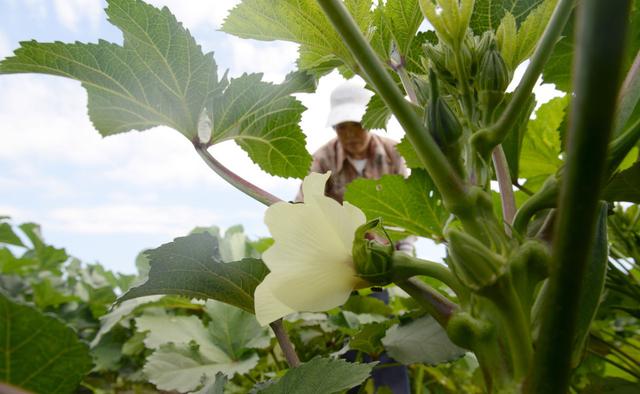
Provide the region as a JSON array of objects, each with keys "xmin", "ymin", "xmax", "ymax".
[{"xmin": 254, "ymin": 172, "xmax": 367, "ymax": 326}]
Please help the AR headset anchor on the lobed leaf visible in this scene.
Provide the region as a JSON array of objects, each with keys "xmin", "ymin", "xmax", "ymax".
[
  {"xmin": 0, "ymin": 0, "xmax": 312, "ymax": 178},
  {"xmin": 603, "ymin": 162, "xmax": 640, "ymax": 204},
  {"xmin": 118, "ymin": 232, "xmax": 269, "ymax": 314}
]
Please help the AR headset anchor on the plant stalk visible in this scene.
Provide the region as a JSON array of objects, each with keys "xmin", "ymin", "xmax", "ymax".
[
  {"xmin": 396, "ymin": 278, "xmax": 458, "ymax": 328},
  {"xmin": 316, "ymin": 0, "xmax": 469, "ymax": 216},
  {"xmin": 526, "ymin": 1, "xmax": 632, "ymax": 392},
  {"xmin": 492, "ymin": 144, "xmax": 516, "ymax": 233},
  {"xmin": 473, "ymin": 0, "xmax": 574, "ymax": 155},
  {"xmin": 615, "ymin": 49, "xmax": 640, "ymax": 135},
  {"xmin": 391, "ymin": 252, "xmax": 466, "ymax": 298},
  {"xmin": 194, "ymin": 143, "xmax": 282, "ymax": 206},
  {"xmin": 270, "ymin": 319, "xmax": 301, "ymax": 368}
]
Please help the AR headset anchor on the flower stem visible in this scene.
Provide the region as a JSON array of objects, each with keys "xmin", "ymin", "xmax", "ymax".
[
  {"xmin": 194, "ymin": 143, "xmax": 282, "ymax": 206},
  {"xmin": 512, "ymin": 176, "xmax": 558, "ymax": 235},
  {"xmin": 270, "ymin": 319, "xmax": 301, "ymax": 368},
  {"xmin": 527, "ymin": 1, "xmax": 632, "ymax": 392},
  {"xmin": 391, "ymin": 252, "xmax": 466, "ymax": 298},
  {"xmin": 395, "ymin": 278, "xmax": 458, "ymax": 328},
  {"xmin": 492, "ymin": 144, "xmax": 516, "ymax": 234},
  {"xmin": 473, "ymin": 0, "xmax": 574, "ymax": 155},
  {"xmin": 316, "ymin": 0, "xmax": 469, "ymax": 216}
]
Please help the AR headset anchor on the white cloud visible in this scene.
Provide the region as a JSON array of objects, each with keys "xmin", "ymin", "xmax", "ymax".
[
  {"xmin": 146, "ymin": 0, "xmax": 240, "ymax": 30},
  {"xmin": 48, "ymin": 203, "xmax": 220, "ymax": 235},
  {"xmin": 52, "ymin": 0, "xmax": 103, "ymax": 32},
  {"xmin": 226, "ymin": 36, "xmax": 299, "ymax": 82},
  {"xmin": 0, "ymin": 31, "xmax": 11, "ymax": 59}
]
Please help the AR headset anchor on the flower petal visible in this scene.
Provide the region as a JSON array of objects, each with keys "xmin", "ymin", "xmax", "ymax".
[
  {"xmin": 254, "ymin": 274, "xmax": 296, "ymax": 326},
  {"xmin": 302, "ymin": 171, "xmax": 331, "ymax": 200},
  {"xmin": 270, "ymin": 263, "xmax": 357, "ymax": 312},
  {"xmin": 263, "ymin": 201, "xmax": 353, "ymax": 274}
]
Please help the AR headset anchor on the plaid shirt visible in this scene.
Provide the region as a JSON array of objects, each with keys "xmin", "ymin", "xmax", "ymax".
[
  {"xmin": 296, "ymin": 134, "xmax": 415, "ymax": 253},
  {"xmin": 296, "ymin": 134, "xmax": 408, "ymax": 203}
]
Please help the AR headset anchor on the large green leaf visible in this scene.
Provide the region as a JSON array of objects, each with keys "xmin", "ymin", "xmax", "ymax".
[
  {"xmin": 0, "ymin": 0, "xmax": 312, "ymax": 178},
  {"xmin": 0, "ymin": 292, "xmax": 93, "ymax": 394},
  {"xmin": 222, "ymin": 0, "xmax": 372, "ymax": 75},
  {"xmin": 470, "ymin": 0, "xmax": 545, "ymax": 34},
  {"xmin": 381, "ymin": 316, "xmax": 466, "ymax": 365},
  {"xmin": 344, "ymin": 170, "xmax": 447, "ymax": 240},
  {"xmin": 118, "ymin": 232, "xmax": 269, "ymax": 314},
  {"xmin": 519, "ymin": 96, "xmax": 568, "ymax": 179},
  {"xmin": 603, "ymin": 162, "xmax": 640, "ymax": 203},
  {"xmin": 208, "ymin": 72, "xmax": 314, "ymax": 178},
  {"xmin": 258, "ymin": 357, "xmax": 375, "ymax": 394},
  {"xmin": 0, "ymin": 0, "xmax": 218, "ymax": 139},
  {"xmin": 396, "ymin": 137, "xmax": 424, "ymax": 169}
]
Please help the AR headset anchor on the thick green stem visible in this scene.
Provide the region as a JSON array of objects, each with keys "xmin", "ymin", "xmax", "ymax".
[
  {"xmin": 316, "ymin": 0, "xmax": 469, "ymax": 216},
  {"xmin": 527, "ymin": 1, "xmax": 631, "ymax": 393},
  {"xmin": 492, "ymin": 145, "xmax": 516, "ymax": 233},
  {"xmin": 473, "ymin": 0, "xmax": 574, "ymax": 155},
  {"xmin": 391, "ymin": 252, "xmax": 465, "ymax": 297},
  {"xmin": 195, "ymin": 143, "xmax": 281, "ymax": 206},
  {"xmin": 270, "ymin": 319, "xmax": 300, "ymax": 368},
  {"xmin": 396, "ymin": 278, "xmax": 458, "ymax": 328}
]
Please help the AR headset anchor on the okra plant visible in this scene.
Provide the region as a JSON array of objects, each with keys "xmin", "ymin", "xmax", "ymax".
[{"xmin": 1, "ymin": 0, "xmax": 639, "ymax": 393}]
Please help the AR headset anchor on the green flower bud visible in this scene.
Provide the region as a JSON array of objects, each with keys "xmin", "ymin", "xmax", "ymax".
[
  {"xmin": 446, "ymin": 311, "xmax": 493, "ymax": 350},
  {"xmin": 352, "ymin": 218, "xmax": 394, "ymax": 285},
  {"xmin": 446, "ymin": 229, "xmax": 507, "ymax": 292},
  {"xmin": 427, "ymin": 71, "xmax": 463, "ymax": 148},
  {"xmin": 477, "ymin": 43, "xmax": 510, "ymax": 93}
]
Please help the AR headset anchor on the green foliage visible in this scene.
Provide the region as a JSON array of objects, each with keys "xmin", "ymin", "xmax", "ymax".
[
  {"xmin": 603, "ymin": 162, "xmax": 640, "ymax": 204},
  {"xmin": 344, "ymin": 170, "xmax": 447, "ymax": 240},
  {"xmin": 382, "ymin": 315, "xmax": 466, "ymax": 365},
  {"xmin": 119, "ymin": 232, "xmax": 269, "ymax": 313},
  {"xmin": 470, "ymin": 0, "xmax": 546, "ymax": 34},
  {"xmin": 396, "ymin": 137, "xmax": 424, "ymax": 169},
  {"xmin": 0, "ymin": 292, "xmax": 93, "ymax": 394},
  {"xmin": 257, "ymin": 357, "xmax": 375, "ymax": 394},
  {"xmin": 519, "ymin": 95, "xmax": 568, "ymax": 178}
]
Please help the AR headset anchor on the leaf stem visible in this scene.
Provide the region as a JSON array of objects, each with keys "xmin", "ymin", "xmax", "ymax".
[
  {"xmin": 391, "ymin": 252, "xmax": 466, "ymax": 298},
  {"xmin": 527, "ymin": 1, "xmax": 632, "ymax": 392},
  {"xmin": 473, "ymin": 0, "xmax": 574, "ymax": 155},
  {"xmin": 270, "ymin": 319, "xmax": 301, "ymax": 368},
  {"xmin": 512, "ymin": 176, "xmax": 558, "ymax": 235},
  {"xmin": 395, "ymin": 278, "xmax": 458, "ymax": 328},
  {"xmin": 194, "ymin": 143, "xmax": 282, "ymax": 206},
  {"xmin": 316, "ymin": 0, "xmax": 469, "ymax": 216},
  {"xmin": 492, "ymin": 145, "xmax": 516, "ymax": 233}
]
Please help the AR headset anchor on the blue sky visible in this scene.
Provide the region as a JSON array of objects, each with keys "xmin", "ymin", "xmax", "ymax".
[{"xmin": 0, "ymin": 0, "xmax": 440, "ymax": 273}]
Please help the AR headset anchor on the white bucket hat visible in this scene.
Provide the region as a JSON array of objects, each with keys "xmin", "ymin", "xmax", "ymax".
[{"xmin": 326, "ymin": 81, "xmax": 373, "ymax": 127}]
